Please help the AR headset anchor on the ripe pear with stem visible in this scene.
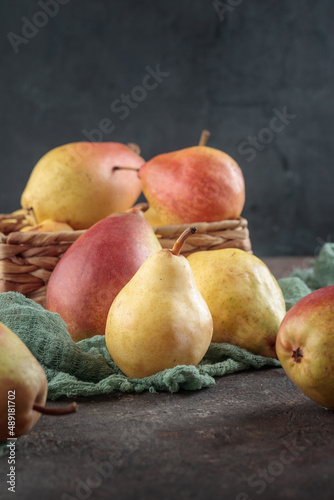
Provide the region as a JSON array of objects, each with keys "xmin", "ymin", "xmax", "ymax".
[
  {"xmin": 0, "ymin": 322, "xmax": 76, "ymax": 441},
  {"xmin": 105, "ymin": 227, "xmax": 213, "ymax": 378},
  {"xmin": 21, "ymin": 142, "xmax": 144, "ymax": 230},
  {"xmin": 116, "ymin": 130, "xmax": 245, "ymax": 226}
]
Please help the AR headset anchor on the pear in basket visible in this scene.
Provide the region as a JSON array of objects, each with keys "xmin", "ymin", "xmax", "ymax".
[
  {"xmin": 188, "ymin": 248, "xmax": 286, "ymax": 358},
  {"xmin": 20, "ymin": 219, "xmax": 74, "ymax": 232},
  {"xmin": 21, "ymin": 142, "xmax": 144, "ymax": 230},
  {"xmin": 139, "ymin": 131, "xmax": 245, "ymax": 226}
]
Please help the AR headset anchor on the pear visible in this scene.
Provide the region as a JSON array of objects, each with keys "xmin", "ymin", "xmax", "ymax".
[
  {"xmin": 19, "ymin": 208, "xmax": 73, "ymax": 232},
  {"xmin": 276, "ymin": 286, "xmax": 334, "ymax": 409},
  {"xmin": 188, "ymin": 248, "xmax": 286, "ymax": 358},
  {"xmin": 21, "ymin": 142, "xmax": 144, "ymax": 230},
  {"xmin": 46, "ymin": 208, "xmax": 162, "ymax": 341},
  {"xmin": 139, "ymin": 130, "xmax": 245, "ymax": 226},
  {"xmin": 105, "ymin": 227, "xmax": 213, "ymax": 378},
  {"xmin": 0, "ymin": 322, "xmax": 76, "ymax": 441},
  {"xmin": 20, "ymin": 219, "xmax": 74, "ymax": 232}
]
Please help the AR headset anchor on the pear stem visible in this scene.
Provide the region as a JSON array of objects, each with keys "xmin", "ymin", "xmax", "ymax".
[
  {"xmin": 113, "ymin": 166, "xmax": 140, "ymax": 172},
  {"xmin": 133, "ymin": 202, "xmax": 149, "ymax": 212},
  {"xmin": 127, "ymin": 143, "xmax": 141, "ymax": 155},
  {"xmin": 171, "ymin": 227, "xmax": 197, "ymax": 256},
  {"xmin": 199, "ymin": 129, "xmax": 210, "ymax": 146},
  {"xmin": 33, "ymin": 402, "xmax": 77, "ymax": 416},
  {"xmin": 27, "ymin": 207, "xmax": 38, "ymax": 226}
]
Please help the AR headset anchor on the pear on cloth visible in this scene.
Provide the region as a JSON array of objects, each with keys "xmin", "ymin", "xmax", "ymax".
[
  {"xmin": 105, "ymin": 227, "xmax": 213, "ymax": 378},
  {"xmin": 0, "ymin": 322, "xmax": 76, "ymax": 441},
  {"xmin": 188, "ymin": 248, "xmax": 286, "ymax": 358}
]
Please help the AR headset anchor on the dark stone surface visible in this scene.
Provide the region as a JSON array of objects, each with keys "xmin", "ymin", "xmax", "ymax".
[
  {"xmin": 1, "ymin": 369, "xmax": 334, "ymax": 500},
  {"xmin": 1, "ymin": 0, "xmax": 333, "ymax": 256}
]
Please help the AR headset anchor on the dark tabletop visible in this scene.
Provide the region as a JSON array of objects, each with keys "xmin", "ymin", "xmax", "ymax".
[{"xmin": 2, "ymin": 257, "xmax": 333, "ymax": 500}]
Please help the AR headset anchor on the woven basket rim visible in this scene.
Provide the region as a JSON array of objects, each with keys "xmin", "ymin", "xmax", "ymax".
[
  {"xmin": 153, "ymin": 217, "xmax": 247, "ymax": 234},
  {"xmin": 0, "ymin": 215, "xmax": 249, "ymax": 240}
]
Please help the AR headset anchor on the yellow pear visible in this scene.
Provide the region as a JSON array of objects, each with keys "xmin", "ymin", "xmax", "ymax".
[
  {"xmin": 187, "ymin": 248, "xmax": 286, "ymax": 358},
  {"xmin": 21, "ymin": 142, "xmax": 144, "ymax": 229},
  {"xmin": 0, "ymin": 322, "xmax": 47, "ymax": 440},
  {"xmin": 0, "ymin": 322, "xmax": 76, "ymax": 441},
  {"xmin": 20, "ymin": 219, "xmax": 74, "ymax": 232},
  {"xmin": 105, "ymin": 228, "xmax": 213, "ymax": 378}
]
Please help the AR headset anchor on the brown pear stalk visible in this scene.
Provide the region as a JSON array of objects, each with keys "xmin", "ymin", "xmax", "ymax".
[
  {"xmin": 33, "ymin": 402, "xmax": 77, "ymax": 415},
  {"xmin": 127, "ymin": 143, "xmax": 141, "ymax": 155},
  {"xmin": 113, "ymin": 166, "xmax": 140, "ymax": 172},
  {"xmin": 171, "ymin": 227, "xmax": 197, "ymax": 255},
  {"xmin": 26, "ymin": 206, "xmax": 38, "ymax": 225},
  {"xmin": 198, "ymin": 129, "xmax": 210, "ymax": 146}
]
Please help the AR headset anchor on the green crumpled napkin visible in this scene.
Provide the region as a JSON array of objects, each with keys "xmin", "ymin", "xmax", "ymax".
[{"xmin": 278, "ymin": 243, "xmax": 334, "ymax": 310}]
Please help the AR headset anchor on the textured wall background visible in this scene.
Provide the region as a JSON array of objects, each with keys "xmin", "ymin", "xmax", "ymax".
[{"xmin": 0, "ymin": 0, "xmax": 333, "ymax": 256}]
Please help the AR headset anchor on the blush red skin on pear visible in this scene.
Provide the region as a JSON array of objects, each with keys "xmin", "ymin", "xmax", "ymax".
[
  {"xmin": 276, "ymin": 285, "xmax": 334, "ymax": 409},
  {"xmin": 46, "ymin": 210, "xmax": 161, "ymax": 342},
  {"xmin": 139, "ymin": 146, "xmax": 246, "ymax": 225}
]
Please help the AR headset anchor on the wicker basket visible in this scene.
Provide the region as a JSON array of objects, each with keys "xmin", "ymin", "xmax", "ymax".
[{"xmin": 0, "ymin": 212, "xmax": 252, "ymax": 307}]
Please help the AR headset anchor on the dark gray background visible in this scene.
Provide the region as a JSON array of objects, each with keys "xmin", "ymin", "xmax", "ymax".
[{"xmin": 0, "ymin": 0, "xmax": 333, "ymax": 256}]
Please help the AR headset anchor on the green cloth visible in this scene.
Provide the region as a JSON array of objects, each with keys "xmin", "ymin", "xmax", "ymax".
[{"xmin": 278, "ymin": 243, "xmax": 334, "ymax": 310}]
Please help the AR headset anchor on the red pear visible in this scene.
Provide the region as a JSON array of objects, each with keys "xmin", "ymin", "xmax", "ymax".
[
  {"xmin": 139, "ymin": 131, "xmax": 245, "ymax": 226},
  {"xmin": 46, "ymin": 209, "xmax": 161, "ymax": 342},
  {"xmin": 21, "ymin": 142, "xmax": 144, "ymax": 229},
  {"xmin": 276, "ymin": 286, "xmax": 334, "ymax": 409}
]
